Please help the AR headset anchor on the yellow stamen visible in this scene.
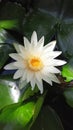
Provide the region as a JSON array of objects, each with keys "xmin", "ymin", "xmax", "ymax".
[{"xmin": 28, "ymin": 57, "xmax": 43, "ymax": 71}]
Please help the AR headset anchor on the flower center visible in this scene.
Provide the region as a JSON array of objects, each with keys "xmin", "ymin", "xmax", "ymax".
[{"xmin": 28, "ymin": 57, "xmax": 43, "ymax": 71}]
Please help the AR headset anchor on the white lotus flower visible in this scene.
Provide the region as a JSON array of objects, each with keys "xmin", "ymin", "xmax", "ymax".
[{"xmin": 4, "ymin": 31, "xmax": 66, "ymax": 93}]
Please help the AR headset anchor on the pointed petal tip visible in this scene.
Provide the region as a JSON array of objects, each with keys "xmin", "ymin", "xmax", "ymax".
[
  {"xmin": 23, "ymin": 36, "xmax": 25, "ymax": 41},
  {"xmin": 62, "ymin": 60, "xmax": 67, "ymax": 65},
  {"xmin": 39, "ymin": 85, "xmax": 43, "ymax": 94},
  {"xmin": 58, "ymin": 51, "xmax": 62, "ymax": 55},
  {"xmin": 33, "ymin": 30, "xmax": 37, "ymax": 33},
  {"xmin": 52, "ymin": 40, "xmax": 56, "ymax": 44},
  {"xmin": 4, "ymin": 64, "xmax": 9, "ymax": 70},
  {"xmin": 41, "ymin": 36, "xmax": 44, "ymax": 42},
  {"xmin": 13, "ymin": 74, "xmax": 17, "ymax": 79},
  {"xmin": 9, "ymin": 53, "xmax": 14, "ymax": 57},
  {"xmin": 23, "ymin": 36, "xmax": 30, "ymax": 48},
  {"xmin": 4, "ymin": 66, "xmax": 7, "ymax": 70},
  {"xmin": 52, "ymin": 40, "xmax": 56, "ymax": 46},
  {"xmin": 55, "ymin": 78, "xmax": 61, "ymax": 84},
  {"xmin": 23, "ymin": 36, "xmax": 28, "ymax": 41},
  {"xmin": 31, "ymin": 31, "xmax": 38, "ymax": 46},
  {"xmin": 4, "ymin": 65, "xmax": 10, "ymax": 70},
  {"xmin": 31, "ymin": 86, "xmax": 34, "ymax": 91},
  {"xmin": 40, "ymin": 88, "xmax": 43, "ymax": 94},
  {"xmin": 64, "ymin": 61, "xmax": 67, "ymax": 64},
  {"xmin": 13, "ymin": 43, "xmax": 20, "ymax": 53},
  {"xmin": 32, "ymin": 31, "xmax": 37, "ymax": 37},
  {"xmin": 50, "ymin": 82, "xmax": 53, "ymax": 86},
  {"xmin": 57, "ymin": 80, "xmax": 61, "ymax": 84}
]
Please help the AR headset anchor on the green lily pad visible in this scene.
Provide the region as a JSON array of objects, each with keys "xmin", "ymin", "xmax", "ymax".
[
  {"xmin": 0, "ymin": 102, "xmax": 35, "ymax": 130},
  {"xmin": 62, "ymin": 58, "xmax": 73, "ymax": 82},
  {"xmin": 0, "ymin": 20, "xmax": 18, "ymax": 30},
  {"xmin": 0, "ymin": 90, "xmax": 46, "ymax": 130},
  {"xmin": 0, "ymin": 1, "xmax": 25, "ymax": 30}
]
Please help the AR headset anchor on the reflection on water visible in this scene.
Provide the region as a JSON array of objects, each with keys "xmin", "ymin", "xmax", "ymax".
[{"xmin": 9, "ymin": 82, "xmax": 20, "ymax": 103}]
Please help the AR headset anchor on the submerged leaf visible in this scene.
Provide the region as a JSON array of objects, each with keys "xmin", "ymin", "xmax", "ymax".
[
  {"xmin": 57, "ymin": 23, "xmax": 73, "ymax": 58},
  {"xmin": 23, "ymin": 9, "xmax": 57, "ymax": 43},
  {"xmin": 63, "ymin": 88, "xmax": 73, "ymax": 108},
  {"xmin": 31, "ymin": 106, "xmax": 64, "ymax": 130},
  {"xmin": 0, "ymin": 29, "xmax": 18, "ymax": 69}
]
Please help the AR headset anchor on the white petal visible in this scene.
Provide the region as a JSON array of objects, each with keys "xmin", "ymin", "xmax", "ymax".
[
  {"xmin": 45, "ymin": 59, "xmax": 66, "ymax": 66},
  {"xmin": 21, "ymin": 70, "xmax": 27, "ymax": 81},
  {"xmin": 37, "ymin": 36, "xmax": 44, "ymax": 47},
  {"xmin": 26, "ymin": 70, "xmax": 34, "ymax": 82},
  {"xmin": 14, "ymin": 61, "xmax": 25, "ymax": 69},
  {"xmin": 36, "ymin": 79, "xmax": 43, "ymax": 94},
  {"xmin": 9, "ymin": 53, "xmax": 22, "ymax": 61},
  {"xmin": 46, "ymin": 66, "xmax": 61, "ymax": 74},
  {"xmin": 18, "ymin": 45, "xmax": 29, "ymax": 59},
  {"xmin": 44, "ymin": 40, "xmax": 56, "ymax": 52},
  {"xmin": 31, "ymin": 79, "xmax": 36, "ymax": 90},
  {"xmin": 42, "ymin": 68, "xmax": 60, "ymax": 84},
  {"xmin": 31, "ymin": 31, "xmax": 37, "ymax": 46},
  {"xmin": 35, "ymin": 72, "xmax": 42, "ymax": 81},
  {"xmin": 35, "ymin": 36, "xmax": 44, "ymax": 54},
  {"xmin": 19, "ymin": 80, "xmax": 27, "ymax": 89},
  {"xmin": 34, "ymin": 72, "xmax": 43, "ymax": 93},
  {"xmin": 13, "ymin": 69, "xmax": 23, "ymax": 79},
  {"xmin": 42, "ymin": 75, "xmax": 52, "ymax": 85},
  {"xmin": 4, "ymin": 63, "xmax": 17, "ymax": 70},
  {"xmin": 42, "ymin": 51, "xmax": 62, "ymax": 59},
  {"xmin": 13, "ymin": 43, "xmax": 20, "ymax": 53},
  {"xmin": 49, "ymin": 73, "xmax": 60, "ymax": 84},
  {"xmin": 23, "ymin": 37, "xmax": 30, "ymax": 48},
  {"xmin": 50, "ymin": 59, "xmax": 67, "ymax": 66},
  {"xmin": 19, "ymin": 44, "xmax": 25, "ymax": 54}
]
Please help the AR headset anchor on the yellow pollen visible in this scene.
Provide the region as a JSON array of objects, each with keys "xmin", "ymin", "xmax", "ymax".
[{"xmin": 28, "ymin": 57, "xmax": 43, "ymax": 71}]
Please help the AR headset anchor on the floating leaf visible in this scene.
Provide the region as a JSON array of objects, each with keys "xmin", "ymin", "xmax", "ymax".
[
  {"xmin": 0, "ymin": 44, "xmax": 14, "ymax": 69},
  {"xmin": 32, "ymin": 92, "xmax": 46, "ymax": 123},
  {"xmin": 0, "ymin": 29, "xmax": 17, "ymax": 69},
  {"xmin": 57, "ymin": 23, "xmax": 73, "ymax": 58},
  {"xmin": 24, "ymin": 92, "xmax": 46, "ymax": 129},
  {"xmin": 31, "ymin": 106, "xmax": 64, "ymax": 130},
  {"xmin": 36, "ymin": 0, "xmax": 73, "ymax": 59},
  {"xmin": 0, "ymin": 102, "xmax": 35, "ymax": 129},
  {"xmin": 0, "ymin": 1, "xmax": 25, "ymax": 30},
  {"xmin": 23, "ymin": 9, "xmax": 57, "ymax": 43},
  {"xmin": 38, "ymin": 0, "xmax": 73, "ymax": 19},
  {"xmin": 0, "ymin": 20, "xmax": 18, "ymax": 29},
  {"xmin": 0, "ymin": 92, "xmax": 46, "ymax": 129},
  {"xmin": 62, "ymin": 58, "xmax": 73, "ymax": 82}
]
